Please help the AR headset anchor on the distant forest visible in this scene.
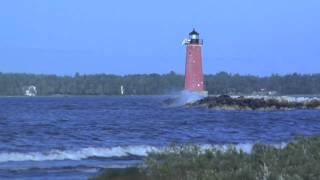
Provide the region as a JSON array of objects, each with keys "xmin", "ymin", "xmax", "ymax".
[{"xmin": 1, "ymin": 71, "xmax": 320, "ymax": 96}]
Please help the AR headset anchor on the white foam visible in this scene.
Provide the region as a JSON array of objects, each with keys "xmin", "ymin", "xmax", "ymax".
[
  {"xmin": 0, "ymin": 143, "xmax": 287, "ymax": 163},
  {"xmin": 0, "ymin": 146, "xmax": 159, "ymax": 163},
  {"xmin": 170, "ymin": 91, "xmax": 205, "ymax": 106}
]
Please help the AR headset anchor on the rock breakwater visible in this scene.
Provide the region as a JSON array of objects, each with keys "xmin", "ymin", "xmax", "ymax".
[{"xmin": 187, "ymin": 95, "xmax": 320, "ymax": 110}]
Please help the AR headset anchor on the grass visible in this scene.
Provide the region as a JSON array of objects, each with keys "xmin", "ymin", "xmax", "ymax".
[{"xmin": 92, "ymin": 136, "xmax": 320, "ymax": 180}]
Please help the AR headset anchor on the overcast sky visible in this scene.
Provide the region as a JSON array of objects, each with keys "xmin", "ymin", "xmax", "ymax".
[{"xmin": 0, "ymin": 0, "xmax": 319, "ymax": 76}]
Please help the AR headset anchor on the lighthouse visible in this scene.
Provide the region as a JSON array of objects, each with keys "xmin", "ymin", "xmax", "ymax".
[{"xmin": 183, "ymin": 29, "xmax": 208, "ymax": 97}]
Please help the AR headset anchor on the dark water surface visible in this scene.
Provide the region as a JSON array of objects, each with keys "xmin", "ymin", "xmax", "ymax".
[{"xmin": 0, "ymin": 96, "xmax": 320, "ymax": 179}]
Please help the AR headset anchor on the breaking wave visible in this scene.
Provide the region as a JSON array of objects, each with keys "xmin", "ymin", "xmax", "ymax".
[
  {"xmin": 0, "ymin": 146, "xmax": 158, "ymax": 163},
  {"xmin": 168, "ymin": 91, "xmax": 206, "ymax": 106},
  {"xmin": 0, "ymin": 143, "xmax": 287, "ymax": 163}
]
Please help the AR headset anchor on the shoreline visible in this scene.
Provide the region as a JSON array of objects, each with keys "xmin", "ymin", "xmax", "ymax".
[
  {"xmin": 92, "ymin": 136, "xmax": 320, "ymax": 180},
  {"xmin": 2, "ymin": 94, "xmax": 320, "ymax": 97}
]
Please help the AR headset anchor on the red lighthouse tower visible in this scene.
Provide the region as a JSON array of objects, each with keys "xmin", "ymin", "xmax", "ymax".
[{"xmin": 183, "ymin": 29, "xmax": 208, "ymax": 97}]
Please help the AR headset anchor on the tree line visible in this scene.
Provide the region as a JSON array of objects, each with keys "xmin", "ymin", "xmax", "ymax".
[{"xmin": 0, "ymin": 71, "xmax": 320, "ymax": 96}]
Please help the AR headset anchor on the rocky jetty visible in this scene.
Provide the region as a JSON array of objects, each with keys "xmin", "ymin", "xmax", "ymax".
[{"xmin": 186, "ymin": 95, "xmax": 320, "ymax": 110}]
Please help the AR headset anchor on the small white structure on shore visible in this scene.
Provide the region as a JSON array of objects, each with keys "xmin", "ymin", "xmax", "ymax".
[
  {"xmin": 252, "ymin": 89, "xmax": 277, "ymax": 96},
  {"xmin": 24, "ymin": 85, "xmax": 37, "ymax": 96},
  {"xmin": 120, "ymin": 85, "xmax": 125, "ymax": 95}
]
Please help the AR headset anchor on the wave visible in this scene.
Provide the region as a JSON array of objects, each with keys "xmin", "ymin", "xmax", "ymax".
[
  {"xmin": 164, "ymin": 91, "xmax": 206, "ymax": 107},
  {"xmin": 3, "ymin": 165, "xmax": 101, "ymax": 174},
  {"xmin": 0, "ymin": 146, "xmax": 158, "ymax": 163},
  {"xmin": 0, "ymin": 143, "xmax": 287, "ymax": 163}
]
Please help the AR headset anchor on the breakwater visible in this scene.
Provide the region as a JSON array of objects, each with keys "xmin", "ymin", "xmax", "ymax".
[{"xmin": 186, "ymin": 95, "xmax": 320, "ymax": 110}]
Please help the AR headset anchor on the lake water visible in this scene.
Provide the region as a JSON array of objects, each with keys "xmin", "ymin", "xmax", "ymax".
[{"xmin": 1, "ymin": 96, "xmax": 320, "ymax": 179}]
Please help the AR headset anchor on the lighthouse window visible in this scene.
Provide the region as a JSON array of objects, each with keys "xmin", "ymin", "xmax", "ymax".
[{"xmin": 191, "ymin": 34, "xmax": 198, "ymax": 39}]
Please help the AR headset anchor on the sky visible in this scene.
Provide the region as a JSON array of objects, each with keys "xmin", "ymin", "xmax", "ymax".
[{"xmin": 0, "ymin": 0, "xmax": 319, "ymax": 76}]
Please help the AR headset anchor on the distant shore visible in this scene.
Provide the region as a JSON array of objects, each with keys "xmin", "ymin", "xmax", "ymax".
[
  {"xmin": 2, "ymin": 72, "xmax": 320, "ymax": 96},
  {"xmin": 0, "ymin": 94, "xmax": 166, "ymax": 97},
  {"xmin": 2, "ymin": 94, "xmax": 320, "ymax": 97}
]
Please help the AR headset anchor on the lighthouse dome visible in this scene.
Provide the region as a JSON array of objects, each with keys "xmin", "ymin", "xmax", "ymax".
[{"xmin": 189, "ymin": 28, "xmax": 199, "ymax": 36}]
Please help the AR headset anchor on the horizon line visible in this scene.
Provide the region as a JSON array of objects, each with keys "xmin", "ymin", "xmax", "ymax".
[{"xmin": 1, "ymin": 71, "xmax": 320, "ymax": 78}]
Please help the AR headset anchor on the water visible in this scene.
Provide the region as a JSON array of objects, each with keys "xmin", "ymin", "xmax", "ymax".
[{"xmin": 1, "ymin": 96, "xmax": 320, "ymax": 179}]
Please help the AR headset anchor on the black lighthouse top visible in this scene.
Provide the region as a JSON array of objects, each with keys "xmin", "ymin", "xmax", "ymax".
[
  {"xmin": 189, "ymin": 28, "xmax": 199, "ymax": 36},
  {"xmin": 188, "ymin": 28, "xmax": 202, "ymax": 45}
]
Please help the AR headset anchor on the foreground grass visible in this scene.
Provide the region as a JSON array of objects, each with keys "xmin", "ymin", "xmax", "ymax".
[{"xmin": 93, "ymin": 136, "xmax": 320, "ymax": 180}]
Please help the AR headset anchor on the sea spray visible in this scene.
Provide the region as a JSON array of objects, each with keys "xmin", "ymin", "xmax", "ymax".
[
  {"xmin": 166, "ymin": 91, "xmax": 206, "ymax": 107},
  {"xmin": 0, "ymin": 146, "xmax": 159, "ymax": 163}
]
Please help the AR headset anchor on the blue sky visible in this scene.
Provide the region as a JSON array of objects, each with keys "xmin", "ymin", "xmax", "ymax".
[{"xmin": 0, "ymin": 0, "xmax": 319, "ymax": 76}]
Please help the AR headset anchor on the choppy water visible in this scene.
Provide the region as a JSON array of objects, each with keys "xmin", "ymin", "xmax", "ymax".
[{"xmin": 1, "ymin": 96, "xmax": 320, "ymax": 179}]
